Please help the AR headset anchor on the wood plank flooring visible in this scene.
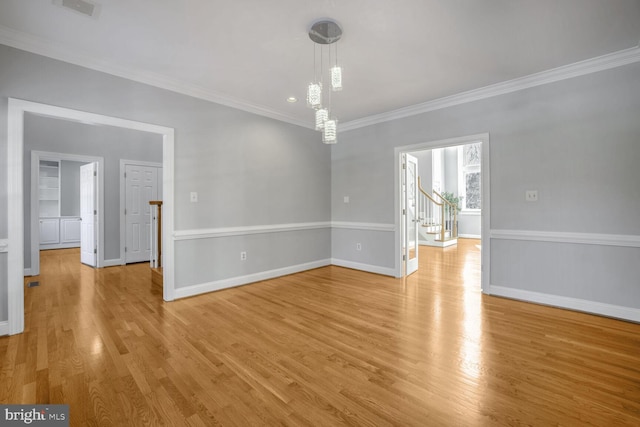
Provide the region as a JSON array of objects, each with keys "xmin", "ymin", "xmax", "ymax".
[{"xmin": 2, "ymin": 241, "xmax": 640, "ymax": 425}]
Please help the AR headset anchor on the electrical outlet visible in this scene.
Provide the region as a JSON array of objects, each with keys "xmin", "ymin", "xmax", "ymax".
[
  {"xmin": 525, "ymin": 190, "xmax": 538, "ymax": 202},
  {"xmin": 190, "ymin": 192, "xmax": 198, "ymax": 203},
  {"xmin": 356, "ymin": 243, "xmax": 362, "ymax": 251},
  {"xmin": 240, "ymin": 251, "xmax": 247, "ymax": 261}
]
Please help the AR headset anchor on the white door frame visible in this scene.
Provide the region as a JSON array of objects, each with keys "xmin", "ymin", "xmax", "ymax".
[
  {"xmin": 119, "ymin": 159, "xmax": 162, "ymax": 265},
  {"xmin": 29, "ymin": 151, "xmax": 104, "ymax": 276},
  {"xmin": 393, "ymin": 132, "xmax": 491, "ymax": 294},
  {"xmin": 7, "ymin": 98, "xmax": 176, "ymax": 335}
]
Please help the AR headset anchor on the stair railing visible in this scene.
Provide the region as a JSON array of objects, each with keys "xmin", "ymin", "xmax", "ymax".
[
  {"xmin": 432, "ymin": 190, "xmax": 458, "ymax": 240},
  {"xmin": 417, "ymin": 178, "xmax": 446, "ymax": 241}
]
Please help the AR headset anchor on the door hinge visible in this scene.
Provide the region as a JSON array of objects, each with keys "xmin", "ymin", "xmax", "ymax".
[
  {"xmin": 125, "ymin": 247, "xmax": 127, "ymax": 252},
  {"xmin": 93, "ymin": 171, "xmax": 97, "ymax": 177},
  {"xmin": 94, "ymin": 248, "xmax": 97, "ymax": 254},
  {"xmin": 402, "ymin": 163, "xmax": 406, "ymax": 170},
  {"xmin": 94, "ymin": 210, "xmax": 97, "ymax": 215},
  {"xmin": 403, "ymin": 255, "xmax": 406, "ymax": 261},
  {"xmin": 402, "ymin": 209, "xmax": 406, "ymax": 215},
  {"xmin": 124, "ymin": 172, "xmax": 127, "ymax": 178},
  {"xmin": 124, "ymin": 209, "xmax": 127, "ymax": 215}
]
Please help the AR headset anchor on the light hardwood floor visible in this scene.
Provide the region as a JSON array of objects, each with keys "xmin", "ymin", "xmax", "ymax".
[{"xmin": 2, "ymin": 240, "xmax": 640, "ymax": 425}]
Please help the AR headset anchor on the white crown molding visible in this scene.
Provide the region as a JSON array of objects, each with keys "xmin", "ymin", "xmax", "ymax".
[
  {"xmin": 489, "ymin": 285, "xmax": 640, "ymax": 323},
  {"xmin": 331, "ymin": 221, "xmax": 396, "ymax": 232},
  {"xmin": 490, "ymin": 229, "xmax": 640, "ymax": 248},
  {"xmin": 2, "ymin": 24, "xmax": 638, "ymax": 132},
  {"xmin": 341, "ymin": 45, "xmax": 640, "ymax": 131},
  {"xmin": 173, "ymin": 221, "xmax": 331, "ymax": 241},
  {"xmin": 0, "ymin": 25, "xmax": 311, "ymax": 130}
]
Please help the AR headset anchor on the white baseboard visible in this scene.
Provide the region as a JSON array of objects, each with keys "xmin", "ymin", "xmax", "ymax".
[
  {"xmin": 489, "ymin": 285, "xmax": 640, "ymax": 323},
  {"xmin": 103, "ymin": 259, "xmax": 123, "ymax": 267},
  {"xmin": 330, "ymin": 258, "xmax": 396, "ymax": 277},
  {"xmin": 459, "ymin": 234, "xmax": 481, "ymax": 239},
  {"xmin": 174, "ymin": 259, "xmax": 331, "ymax": 299},
  {"xmin": 0, "ymin": 321, "xmax": 8, "ymax": 336},
  {"xmin": 23, "ymin": 268, "xmax": 33, "ymax": 276},
  {"xmin": 39, "ymin": 242, "xmax": 81, "ymax": 250}
]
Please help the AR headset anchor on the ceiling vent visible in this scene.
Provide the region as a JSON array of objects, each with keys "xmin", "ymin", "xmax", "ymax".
[{"xmin": 54, "ymin": 0, "xmax": 101, "ymax": 19}]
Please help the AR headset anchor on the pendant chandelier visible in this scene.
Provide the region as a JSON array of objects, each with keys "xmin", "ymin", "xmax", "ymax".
[{"xmin": 307, "ymin": 19, "xmax": 343, "ymax": 144}]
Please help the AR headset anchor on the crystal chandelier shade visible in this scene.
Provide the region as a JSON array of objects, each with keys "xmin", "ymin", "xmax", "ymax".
[
  {"xmin": 315, "ymin": 108, "xmax": 329, "ymax": 130},
  {"xmin": 322, "ymin": 119, "xmax": 337, "ymax": 144},
  {"xmin": 307, "ymin": 19, "xmax": 343, "ymax": 143},
  {"xmin": 307, "ymin": 82, "xmax": 322, "ymax": 109}
]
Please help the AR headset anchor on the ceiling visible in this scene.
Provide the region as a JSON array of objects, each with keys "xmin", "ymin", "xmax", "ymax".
[{"xmin": 1, "ymin": 0, "xmax": 639, "ymax": 128}]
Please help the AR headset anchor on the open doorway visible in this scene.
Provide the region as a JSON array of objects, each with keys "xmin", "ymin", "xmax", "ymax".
[
  {"xmin": 395, "ymin": 133, "xmax": 490, "ymax": 293},
  {"xmin": 7, "ymin": 99, "xmax": 175, "ymax": 336},
  {"xmin": 29, "ymin": 150, "xmax": 103, "ymax": 275}
]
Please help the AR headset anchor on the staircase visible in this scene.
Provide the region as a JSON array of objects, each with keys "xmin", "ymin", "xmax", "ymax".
[{"xmin": 417, "ymin": 178, "xmax": 458, "ymax": 248}]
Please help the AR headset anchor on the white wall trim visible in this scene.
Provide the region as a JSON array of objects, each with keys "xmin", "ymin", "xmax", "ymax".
[
  {"xmin": 0, "ymin": 239, "xmax": 7, "ymax": 253},
  {"xmin": 174, "ymin": 259, "xmax": 331, "ymax": 299},
  {"xmin": 489, "ymin": 285, "xmax": 640, "ymax": 323},
  {"xmin": 458, "ymin": 234, "xmax": 481, "ymax": 239},
  {"xmin": 0, "ymin": 321, "xmax": 8, "ymax": 336},
  {"xmin": 23, "ymin": 269, "xmax": 32, "ymax": 276},
  {"xmin": 7, "ymin": 98, "xmax": 176, "ymax": 335},
  {"xmin": 341, "ymin": 46, "xmax": 640, "ymax": 131},
  {"xmin": 103, "ymin": 259, "xmax": 123, "ymax": 267},
  {"xmin": 490, "ymin": 229, "xmax": 640, "ymax": 248},
  {"xmin": 330, "ymin": 259, "xmax": 396, "ymax": 277},
  {"xmin": 330, "ymin": 222, "xmax": 395, "ymax": 232},
  {"xmin": 0, "ymin": 25, "xmax": 311, "ymax": 130},
  {"xmin": 173, "ymin": 222, "xmax": 331, "ymax": 241}
]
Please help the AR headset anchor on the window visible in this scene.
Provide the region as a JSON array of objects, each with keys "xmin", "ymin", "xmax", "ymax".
[{"xmin": 458, "ymin": 143, "xmax": 481, "ymax": 211}]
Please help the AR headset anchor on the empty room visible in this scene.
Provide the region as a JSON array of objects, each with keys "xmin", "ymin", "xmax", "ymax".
[{"xmin": 1, "ymin": 1, "xmax": 640, "ymax": 425}]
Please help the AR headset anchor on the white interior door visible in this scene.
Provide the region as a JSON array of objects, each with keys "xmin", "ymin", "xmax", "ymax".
[
  {"xmin": 80, "ymin": 162, "xmax": 97, "ymax": 267},
  {"xmin": 125, "ymin": 164, "xmax": 159, "ymax": 263},
  {"xmin": 404, "ymin": 153, "xmax": 419, "ymax": 276}
]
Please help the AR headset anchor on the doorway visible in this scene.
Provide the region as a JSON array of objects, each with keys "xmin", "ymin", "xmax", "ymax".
[
  {"xmin": 120, "ymin": 160, "xmax": 163, "ymax": 264},
  {"xmin": 395, "ymin": 133, "xmax": 490, "ymax": 293},
  {"xmin": 29, "ymin": 151, "xmax": 104, "ymax": 275},
  {"xmin": 7, "ymin": 98, "xmax": 176, "ymax": 336}
]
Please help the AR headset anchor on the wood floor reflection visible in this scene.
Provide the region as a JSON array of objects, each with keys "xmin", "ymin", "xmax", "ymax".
[{"xmin": 2, "ymin": 242, "xmax": 639, "ymax": 425}]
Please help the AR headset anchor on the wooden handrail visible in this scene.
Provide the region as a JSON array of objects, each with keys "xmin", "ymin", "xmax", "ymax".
[
  {"xmin": 418, "ymin": 177, "xmax": 442, "ymax": 206},
  {"xmin": 432, "ymin": 189, "xmax": 456, "ymax": 211},
  {"xmin": 149, "ymin": 200, "xmax": 162, "ymax": 268}
]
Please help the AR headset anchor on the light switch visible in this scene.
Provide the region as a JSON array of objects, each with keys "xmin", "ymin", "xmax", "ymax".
[
  {"xmin": 344, "ymin": 196, "xmax": 350, "ymax": 203},
  {"xmin": 190, "ymin": 192, "xmax": 198, "ymax": 203}
]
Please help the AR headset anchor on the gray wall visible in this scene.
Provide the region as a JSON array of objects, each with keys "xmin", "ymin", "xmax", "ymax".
[
  {"xmin": 60, "ymin": 160, "xmax": 86, "ymax": 217},
  {"xmin": 332, "ymin": 61, "xmax": 640, "ymax": 310},
  {"xmin": 0, "ymin": 44, "xmax": 331, "ymax": 323},
  {"xmin": 24, "ymin": 114, "xmax": 162, "ymax": 263}
]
